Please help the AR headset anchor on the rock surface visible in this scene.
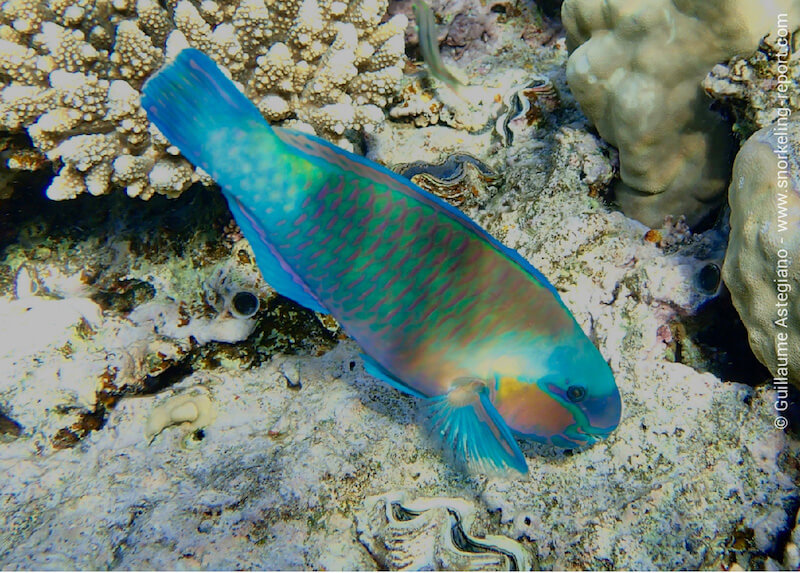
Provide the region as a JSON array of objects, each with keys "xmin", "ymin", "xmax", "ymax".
[{"xmin": 562, "ymin": 0, "xmax": 800, "ymax": 228}]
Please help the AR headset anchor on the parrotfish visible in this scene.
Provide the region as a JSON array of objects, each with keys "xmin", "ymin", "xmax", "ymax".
[{"xmin": 142, "ymin": 49, "xmax": 621, "ymax": 475}]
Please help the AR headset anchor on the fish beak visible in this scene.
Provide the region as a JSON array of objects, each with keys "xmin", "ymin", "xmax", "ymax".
[{"xmin": 588, "ymin": 384, "xmax": 622, "ymax": 436}]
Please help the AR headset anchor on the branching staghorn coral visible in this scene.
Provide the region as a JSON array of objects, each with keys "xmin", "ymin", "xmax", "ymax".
[{"xmin": 0, "ymin": 0, "xmax": 408, "ymax": 200}]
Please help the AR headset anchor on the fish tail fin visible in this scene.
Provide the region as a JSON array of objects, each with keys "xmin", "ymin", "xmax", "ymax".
[
  {"xmin": 143, "ymin": 49, "xmax": 332, "ymax": 314},
  {"xmin": 428, "ymin": 379, "xmax": 528, "ymax": 476},
  {"xmin": 141, "ymin": 49, "xmax": 281, "ymax": 187}
]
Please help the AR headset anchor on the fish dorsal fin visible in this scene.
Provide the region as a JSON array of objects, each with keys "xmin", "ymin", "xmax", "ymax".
[
  {"xmin": 227, "ymin": 194, "xmax": 329, "ymax": 314},
  {"xmin": 429, "ymin": 379, "xmax": 528, "ymax": 476}
]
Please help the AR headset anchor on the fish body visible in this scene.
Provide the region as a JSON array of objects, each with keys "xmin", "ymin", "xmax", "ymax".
[{"xmin": 142, "ymin": 49, "xmax": 621, "ymax": 474}]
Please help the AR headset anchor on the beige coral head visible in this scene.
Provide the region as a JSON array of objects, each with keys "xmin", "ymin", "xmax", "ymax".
[
  {"xmin": 2, "ymin": 0, "xmax": 406, "ymax": 201},
  {"xmin": 145, "ymin": 390, "xmax": 216, "ymax": 439},
  {"xmin": 722, "ymin": 112, "xmax": 800, "ymax": 387},
  {"xmin": 562, "ymin": 0, "xmax": 799, "ymax": 227}
]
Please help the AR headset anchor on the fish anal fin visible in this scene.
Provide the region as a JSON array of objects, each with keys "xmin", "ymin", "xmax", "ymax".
[
  {"xmin": 429, "ymin": 379, "xmax": 528, "ymax": 476},
  {"xmin": 227, "ymin": 196, "xmax": 329, "ymax": 314},
  {"xmin": 361, "ymin": 354, "xmax": 427, "ymax": 399}
]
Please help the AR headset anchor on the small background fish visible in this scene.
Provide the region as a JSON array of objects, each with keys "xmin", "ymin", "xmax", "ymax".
[
  {"xmin": 412, "ymin": 0, "xmax": 466, "ymax": 92},
  {"xmin": 142, "ymin": 49, "xmax": 621, "ymax": 475}
]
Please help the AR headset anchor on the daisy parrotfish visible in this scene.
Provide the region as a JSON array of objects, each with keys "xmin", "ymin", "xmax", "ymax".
[{"xmin": 141, "ymin": 49, "xmax": 622, "ymax": 476}]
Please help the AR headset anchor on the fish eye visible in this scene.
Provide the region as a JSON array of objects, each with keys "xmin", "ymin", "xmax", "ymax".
[
  {"xmin": 566, "ymin": 385, "xmax": 587, "ymax": 403},
  {"xmin": 231, "ymin": 291, "xmax": 260, "ymax": 318}
]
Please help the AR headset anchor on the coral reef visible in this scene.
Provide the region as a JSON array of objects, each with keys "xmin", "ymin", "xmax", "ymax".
[
  {"xmin": 391, "ymin": 0, "xmax": 503, "ymax": 61},
  {"xmin": 0, "ymin": 188, "xmax": 336, "ymax": 447},
  {"xmin": 723, "ymin": 112, "xmax": 800, "ymax": 387},
  {"xmin": 561, "ymin": 0, "xmax": 800, "ymax": 228},
  {"xmin": 388, "ymin": 74, "xmax": 503, "ymax": 133},
  {"xmin": 703, "ymin": 30, "xmax": 800, "ymax": 139},
  {"xmin": 0, "ymin": 0, "xmax": 407, "ymax": 200},
  {"xmin": 0, "ymin": 1, "xmax": 798, "ymax": 569},
  {"xmin": 1, "ymin": 104, "xmax": 797, "ymax": 569},
  {"xmin": 145, "ymin": 388, "xmax": 216, "ymax": 440}
]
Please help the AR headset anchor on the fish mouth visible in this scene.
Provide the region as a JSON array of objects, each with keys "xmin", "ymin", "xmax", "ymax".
[
  {"xmin": 583, "ymin": 385, "xmax": 622, "ymax": 438},
  {"xmin": 537, "ymin": 379, "xmax": 622, "ymax": 446},
  {"xmin": 556, "ymin": 417, "xmax": 617, "ymax": 449}
]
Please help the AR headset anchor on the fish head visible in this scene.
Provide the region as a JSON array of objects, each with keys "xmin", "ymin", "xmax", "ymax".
[
  {"xmin": 492, "ymin": 341, "xmax": 621, "ymax": 449},
  {"xmin": 539, "ymin": 341, "xmax": 621, "ymax": 447}
]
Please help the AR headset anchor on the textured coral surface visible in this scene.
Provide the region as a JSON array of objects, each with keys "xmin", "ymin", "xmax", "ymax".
[
  {"xmin": 0, "ymin": 0, "xmax": 407, "ymax": 200},
  {"xmin": 562, "ymin": 0, "xmax": 800, "ymax": 228},
  {"xmin": 0, "ymin": 122, "xmax": 797, "ymax": 569},
  {"xmin": 723, "ymin": 113, "xmax": 800, "ymax": 389},
  {"xmin": 703, "ymin": 31, "xmax": 800, "ymax": 139},
  {"xmin": 1, "ymin": 0, "xmax": 799, "ymax": 570}
]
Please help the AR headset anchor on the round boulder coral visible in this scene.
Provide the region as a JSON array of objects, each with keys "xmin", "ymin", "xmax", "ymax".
[{"xmin": 723, "ymin": 112, "xmax": 800, "ymax": 387}]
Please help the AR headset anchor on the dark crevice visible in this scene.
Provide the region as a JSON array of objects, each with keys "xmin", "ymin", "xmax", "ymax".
[
  {"xmin": 0, "ymin": 409, "xmax": 23, "ymax": 437},
  {"xmin": 670, "ymin": 292, "xmax": 771, "ymax": 385},
  {"xmin": 52, "ymin": 407, "xmax": 107, "ymax": 449},
  {"xmin": 139, "ymin": 360, "xmax": 195, "ymax": 395}
]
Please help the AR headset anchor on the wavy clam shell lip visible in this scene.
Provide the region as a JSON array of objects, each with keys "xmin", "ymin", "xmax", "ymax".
[
  {"xmin": 495, "ymin": 76, "xmax": 558, "ymax": 146},
  {"xmin": 396, "ymin": 153, "xmax": 501, "ymax": 184},
  {"xmin": 394, "ymin": 153, "xmax": 502, "ymax": 207},
  {"xmin": 356, "ymin": 491, "xmax": 533, "ymax": 571}
]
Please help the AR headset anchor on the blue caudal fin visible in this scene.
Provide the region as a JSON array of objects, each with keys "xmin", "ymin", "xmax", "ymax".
[
  {"xmin": 142, "ymin": 50, "xmax": 329, "ymax": 314},
  {"xmin": 141, "ymin": 49, "xmax": 281, "ymax": 188},
  {"xmin": 429, "ymin": 380, "xmax": 528, "ymax": 476}
]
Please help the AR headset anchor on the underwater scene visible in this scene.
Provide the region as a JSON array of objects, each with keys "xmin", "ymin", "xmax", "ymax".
[{"xmin": 0, "ymin": 0, "xmax": 799, "ymax": 569}]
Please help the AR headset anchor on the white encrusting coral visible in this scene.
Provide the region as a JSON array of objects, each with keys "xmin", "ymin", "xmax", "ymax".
[
  {"xmin": 0, "ymin": 0, "xmax": 408, "ymax": 200},
  {"xmin": 145, "ymin": 390, "xmax": 216, "ymax": 440}
]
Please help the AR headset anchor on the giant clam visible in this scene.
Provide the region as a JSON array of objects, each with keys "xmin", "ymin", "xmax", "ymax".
[
  {"xmin": 355, "ymin": 491, "xmax": 532, "ymax": 571},
  {"xmin": 495, "ymin": 76, "xmax": 560, "ymax": 146},
  {"xmin": 395, "ymin": 153, "xmax": 502, "ymax": 208}
]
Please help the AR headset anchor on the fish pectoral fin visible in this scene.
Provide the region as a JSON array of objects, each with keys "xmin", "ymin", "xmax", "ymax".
[
  {"xmin": 360, "ymin": 354, "xmax": 428, "ymax": 399},
  {"xmin": 428, "ymin": 379, "xmax": 528, "ymax": 476}
]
